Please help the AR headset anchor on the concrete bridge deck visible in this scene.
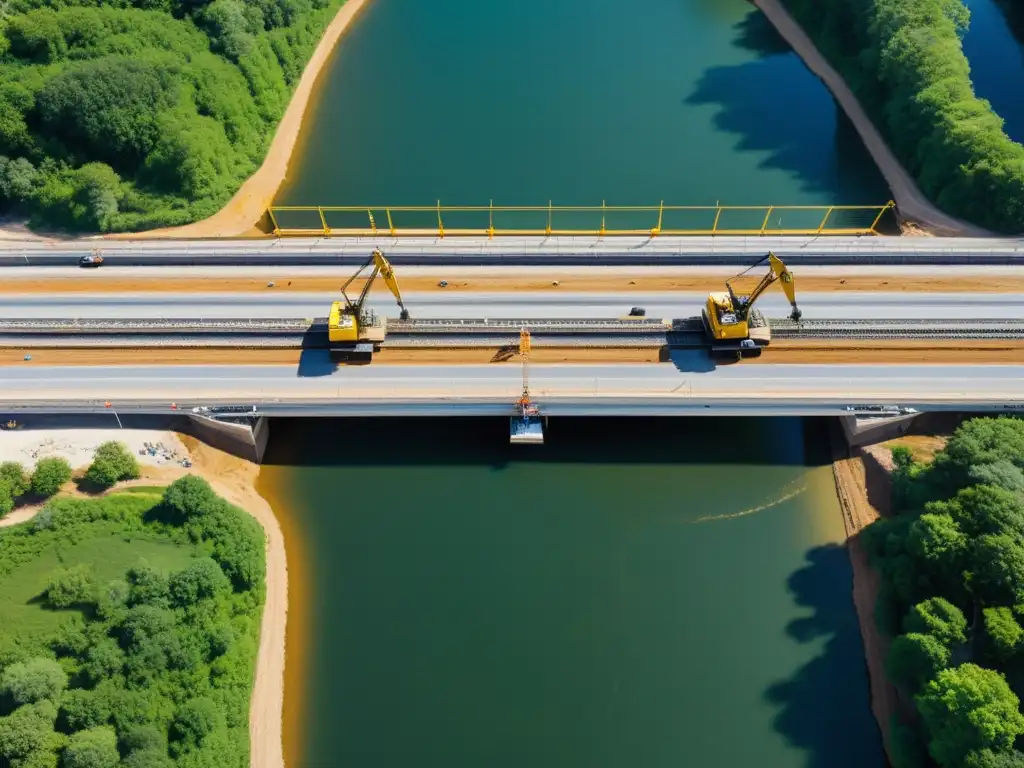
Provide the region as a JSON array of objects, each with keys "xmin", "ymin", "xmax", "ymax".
[
  {"xmin": 2, "ymin": 235, "xmax": 1024, "ymax": 266},
  {"xmin": 0, "ymin": 362, "xmax": 1019, "ymax": 416}
]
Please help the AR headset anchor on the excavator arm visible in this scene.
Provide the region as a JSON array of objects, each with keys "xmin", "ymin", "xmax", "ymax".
[
  {"xmin": 726, "ymin": 252, "xmax": 801, "ymax": 322},
  {"xmin": 340, "ymin": 248, "xmax": 410, "ymax": 320}
]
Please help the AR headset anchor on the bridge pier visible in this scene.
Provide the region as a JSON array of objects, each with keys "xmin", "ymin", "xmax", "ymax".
[
  {"xmin": 839, "ymin": 413, "xmax": 919, "ymax": 448},
  {"xmin": 185, "ymin": 413, "xmax": 269, "ymax": 464}
]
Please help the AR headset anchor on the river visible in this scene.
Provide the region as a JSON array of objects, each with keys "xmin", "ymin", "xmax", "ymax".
[
  {"xmin": 259, "ymin": 416, "xmax": 883, "ymax": 768},
  {"xmin": 276, "ymin": 0, "xmax": 890, "ymax": 232},
  {"xmin": 963, "ymin": 0, "xmax": 1024, "ymax": 144}
]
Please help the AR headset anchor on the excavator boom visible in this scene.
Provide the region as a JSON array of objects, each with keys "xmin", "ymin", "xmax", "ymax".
[
  {"xmin": 328, "ymin": 248, "xmax": 409, "ymax": 361},
  {"xmin": 702, "ymin": 251, "xmax": 800, "ymax": 357}
]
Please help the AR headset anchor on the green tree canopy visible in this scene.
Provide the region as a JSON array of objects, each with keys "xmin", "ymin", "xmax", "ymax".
[
  {"xmin": 969, "ymin": 533, "xmax": 1024, "ymax": 606},
  {"xmin": 45, "ymin": 565, "xmax": 94, "ymax": 609},
  {"xmin": 982, "ymin": 607, "xmax": 1024, "ymax": 663},
  {"xmin": 1, "ymin": 658, "xmax": 68, "ymax": 706},
  {"xmin": 904, "ymin": 597, "xmax": 968, "ymax": 647},
  {"xmin": 83, "ymin": 441, "xmax": 140, "ymax": 490},
  {"xmin": 29, "ymin": 458, "xmax": 71, "ymax": 498},
  {"xmin": 168, "ymin": 558, "xmax": 230, "ymax": 607},
  {"xmin": 0, "ymin": 700, "xmax": 60, "ymax": 764},
  {"xmin": 887, "ymin": 632, "xmax": 952, "ymax": 690},
  {"xmin": 916, "ymin": 664, "xmax": 1024, "ymax": 768},
  {"xmin": 927, "ymin": 485, "xmax": 1024, "ymax": 538},
  {"xmin": 62, "ymin": 725, "xmax": 119, "ymax": 768},
  {"xmin": 907, "ymin": 513, "xmax": 969, "ymax": 585},
  {"xmin": 169, "ymin": 697, "xmax": 224, "ymax": 755},
  {"xmin": 0, "ymin": 461, "xmax": 29, "ymax": 497}
]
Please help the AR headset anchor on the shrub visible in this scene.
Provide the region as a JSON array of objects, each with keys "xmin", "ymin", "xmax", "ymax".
[
  {"xmin": 45, "ymin": 564, "xmax": 95, "ymax": 609},
  {"xmin": 0, "ymin": 461, "xmax": 29, "ymax": 497},
  {"xmin": 83, "ymin": 441, "xmax": 140, "ymax": 490},
  {"xmin": 0, "ymin": 657, "xmax": 68, "ymax": 705},
  {"xmin": 29, "ymin": 458, "xmax": 72, "ymax": 498}
]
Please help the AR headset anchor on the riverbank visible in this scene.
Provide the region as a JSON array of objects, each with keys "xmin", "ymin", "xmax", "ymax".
[
  {"xmin": 830, "ymin": 425, "xmax": 957, "ymax": 766},
  {"xmin": 0, "ymin": 428, "xmax": 288, "ymax": 768},
  {"xmin": 113, "ymin": 0, "xmax": 374, "ymax": 241},
  {"xmin": 753, "ymin": 0, "xmax": 991, "ymax": 237}
]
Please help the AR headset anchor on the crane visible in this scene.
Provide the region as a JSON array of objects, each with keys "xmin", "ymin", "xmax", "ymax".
[
  {"xmin": 702, "ymin": 252, "xmax": 801, "ymax": 359},
  {"xmin": 510, "ymin": 328, "xmax": 544, "ymax": 444},
  {"xmin": 328, "ymin": 248, "xmax": 409, "ymax": 361}
]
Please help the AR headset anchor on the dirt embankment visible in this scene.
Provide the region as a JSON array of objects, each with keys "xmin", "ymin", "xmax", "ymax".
[
  {"xmin": 752, "ymin": 0, "xmax": 992, "ymax": 237},
  {"xmin": 830, "ymin": 426, "xmax": 957, "ymax": 763},
  {"xmin": 829, "ymin": 428, "xmax": 902, "ymax": 764}
]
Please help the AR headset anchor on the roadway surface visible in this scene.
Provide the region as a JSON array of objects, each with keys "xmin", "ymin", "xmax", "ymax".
[
  {"xmin": 0, "ymin": 361, "xmax": 1021, "ymax": 415},
  {"xmin": 2, "ymin": 235, "xmax": 1024, "ymax": 266},
  {"xmin": 2, "ymin": 292, "xmax": 1021, "ymax": 320}
]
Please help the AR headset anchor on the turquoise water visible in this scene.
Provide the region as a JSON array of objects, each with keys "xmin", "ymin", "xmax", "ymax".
[
  {"xmin": 963, "ymin": 0, "xmax": 1024, "ymax": 143},
  {"xmin": 276, "ymin": 0, "xmax": 889, "ymax": 232}
]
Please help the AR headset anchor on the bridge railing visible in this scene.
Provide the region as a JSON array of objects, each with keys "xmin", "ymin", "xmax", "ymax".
[{"xmin": 266, "ymin": 201, "xmax": 897, "ymax": 238}]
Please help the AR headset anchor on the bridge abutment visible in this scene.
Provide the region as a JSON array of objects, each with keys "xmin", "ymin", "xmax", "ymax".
[{"xmin": 185, "ymin": 414, "xmax": 269, "ymax": 464}]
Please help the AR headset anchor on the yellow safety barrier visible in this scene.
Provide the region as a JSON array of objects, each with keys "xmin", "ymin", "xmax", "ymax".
[{"xmin": 267, "ymin": 201, "xmax": 896, "ymax": 238}]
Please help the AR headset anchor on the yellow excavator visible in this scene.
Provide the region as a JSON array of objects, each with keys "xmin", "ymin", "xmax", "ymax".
[
  {"xmin": 702, "ymin": 252, "xmax": 801, "ymax": 359},
  {"xmin": 328, "ymin": 248, "xmax": 409, "ymax": 362}
]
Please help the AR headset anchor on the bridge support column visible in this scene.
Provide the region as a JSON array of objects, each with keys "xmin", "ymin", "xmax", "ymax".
[
  {"xmin": 839, "ymin": 414, "xmax": 919, "ymax": 448},
  {"xmin": 186, "ymin": 414, "xmax": 270, "ymax": 464}
]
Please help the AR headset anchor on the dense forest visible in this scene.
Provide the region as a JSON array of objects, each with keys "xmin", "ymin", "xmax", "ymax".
[
  {"xmin": 781, "ymin": 0, "xmax": 1024, "ymax": 235},
  {"xmin": 0, "ymin": 0, "xmax": 345, "ymax": 232},
  {"xmin": 0, "ymin": 474, "xmax": 266, "ymax": 767},
  {"xmin": 864, "ymin": 417, "xmax": 1024, "ymax": 767}
]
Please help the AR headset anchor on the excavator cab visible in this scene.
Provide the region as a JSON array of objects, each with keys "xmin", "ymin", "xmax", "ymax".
[
  {"xmin": 702, "ymin": 252, "xmax": 800, "ymax": 359},
  {"xmin": 328, "ymin": 248, "xmax": 409, "ymax": 361}
]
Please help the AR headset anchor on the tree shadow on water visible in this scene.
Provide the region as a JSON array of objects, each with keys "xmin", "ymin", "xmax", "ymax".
[
  {"xmin": 765, "ymin": 543, "xmax": 885, "ymax": 768},
  {"xmin": 685, "ymin": 10, "xmax": 888, "ymax": 204}
]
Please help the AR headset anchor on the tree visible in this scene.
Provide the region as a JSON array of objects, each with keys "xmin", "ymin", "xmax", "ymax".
[
  {"xmin": 943, "ymin": 419, "xmax": 1024, "ymax": 481},
  {"xmin": 62, "ymin": 726, "xmax": 119, "ymax": 768},
  {"xmin": 983, "ymin": 607, "xmax": 1024, "ymax": 663},
  {"xmin": 964, "ymin": 749, "xmax": 1024, "ymax": 768},
  {"xmin": 916, "ymin": 664, "xmax": 1024, "ymax": 768},
  {"xmin": 969, "ymin": 533, "xmax": 1024, "ymax": 606},
  {"xmin": 30, "ymin": 458, "xmax": 71, "ymax": 498},
  {"xmin": 80, "ymin": 638, "xmax": 125, "ymax": 685},
  {"xmin": 927, "ymin": 485, "xmax": 1024, "ymax": 538},
  {"xmin": 1, "ymin": 658, "xmax": 68, "ymax": 706},
  {"xmin": 0, "ymin": 461, "xmax": 29, "ymax": 497},
  {"xmin": 168, "ymin": 558, "xmax": 230, "ymax": 607},
  {"xmin": 126, "ymin": 563, "xmax": 169, "ymax": 608},
  {"xmin": 886, "ymin": 632, "xmax": 951, "ymax": 690},
  {"xmin": 169, "ymin": 697, "xmax": 224, "ymax": 755},
  {"xmin": 0, "ymin": 700, "xmax": 60, "ymax": 763},
  {"xmin": 45, "ymin": 565, "xmax": 94, "ymax": 609},
  {"xmin": 83, "ymin": 441, "xmax": 139, "ymax": 490},
  {"xmin": 0, "ymin": 479, "xmax": 14, "ymax": 519},
  {"xmin": 161, "ymin": 476, "xmax": 220, "ymax": 523},
  {"xmin": 907, "ymin": 513, "xmax": 969, "ymax": 586},
  {"xmin": 904, "ymin": 597, "xmax": 968, "ymax": 647},
  {"xmin": 122, "ymin": 750, "xmax": 174, "ymax": 768},
  {"xmin": 969, "ymin": 461, "xmax": 1024, "ymax": 493},
  {"xmin": 890, "ymin": 715, "xmax": 928, "ymax": 768}
]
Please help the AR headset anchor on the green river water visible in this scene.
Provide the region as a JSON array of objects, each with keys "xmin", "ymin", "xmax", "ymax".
[
  {"xmin": 260, "ymin": 417, "xmax": 883, "ymax": 768},
  {"xmin": 265, "ymin": 1, "xmax": 904, "ymax": 764},
  {"xmin": 276, "ymin": 0, "xmax": 891, "ymax": 233}
]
